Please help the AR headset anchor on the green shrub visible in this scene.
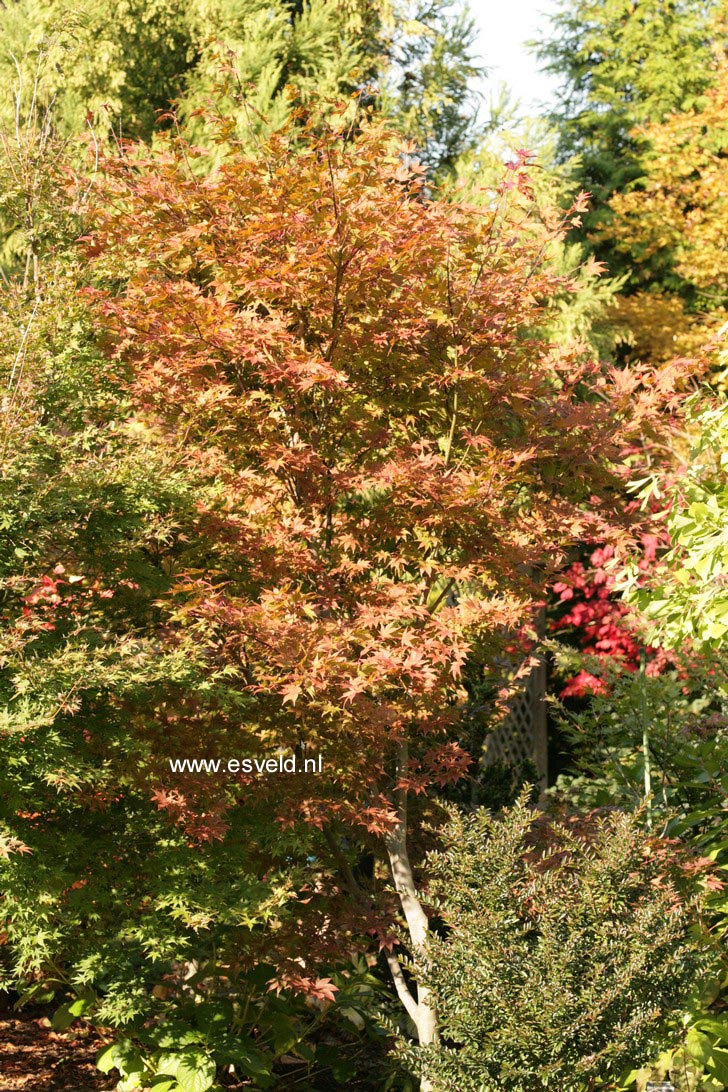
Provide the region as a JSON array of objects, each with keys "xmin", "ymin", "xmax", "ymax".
[{"xmin": 412, "ymin": 795, "xmax": 709, "ymax": 1091}]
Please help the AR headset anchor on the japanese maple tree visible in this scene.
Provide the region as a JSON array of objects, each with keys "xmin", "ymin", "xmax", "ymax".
[
  {"xmin": 80, "ymin": 109, "xmax": 686, "ymax": 1052},
  {"xmin": 0, "ymin": 103, "xmax": 686, "ymax": 1081}
]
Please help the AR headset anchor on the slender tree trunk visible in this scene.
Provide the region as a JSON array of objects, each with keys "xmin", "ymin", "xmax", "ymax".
[{"xmin": 384, "ymin": 739, "xmax": 439, "ymax": 1091}]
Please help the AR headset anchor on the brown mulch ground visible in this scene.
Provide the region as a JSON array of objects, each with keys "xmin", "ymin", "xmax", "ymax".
[
  {"xmin": 0, "ymin": 998, "xmax": 391, "ymax": 1090},
  {"xmin": 0, "ymin": 999, "xmax": 112, "ymax": 1092}
]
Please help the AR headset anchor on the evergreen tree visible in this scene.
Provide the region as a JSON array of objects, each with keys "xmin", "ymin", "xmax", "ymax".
[
  {"xmin": 379, "ymin": 0, "xmax": 483, "ymax": 177},
  {"xmin": 0, "ymin": 0, "xmax": 485, "ymax": 176},
  {"xmin": 533, "ymin": 0, "xmax": 721, "ymax": 275},
  {"xmin": 0, "ymin": 0, "xmax": 192, "ymax": 139},
  {"xmin": 180, "ymin": 0, "xmax": 369, "ymax": 144},
  {"xmin": 588, "ymin": 55, "xmax": 728, "ymax": 365}
]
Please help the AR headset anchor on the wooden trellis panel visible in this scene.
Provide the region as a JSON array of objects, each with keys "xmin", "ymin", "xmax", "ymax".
[{"xmin": 482, "ymin": 642, "xmax": 548, "ymax": 787}]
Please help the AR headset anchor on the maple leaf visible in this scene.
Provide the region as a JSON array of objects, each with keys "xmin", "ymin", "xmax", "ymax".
[{"xmin": 281, "ymin": 681, "xmax": 302, "ymax": 705}]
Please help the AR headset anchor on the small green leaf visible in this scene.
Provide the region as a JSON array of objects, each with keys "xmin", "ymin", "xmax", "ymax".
[
  {"xmin": 117, "ymin": 1076, "xmax": 143, "ymax": 1092},
  {"xmin": 174, "ymin": 1053, "xmax": 216, "ymax": 1092},
  {"xmin": 96, "ymin": 1046, "xmax": 117, "ymax": 1074},
  {"xmin": 51, "ymin": 1003, "xmax": 76, "ymax": 1031},
  {"xmin": 96, "ymin": 1040, "xmax": 145, "ymax": 1078}
]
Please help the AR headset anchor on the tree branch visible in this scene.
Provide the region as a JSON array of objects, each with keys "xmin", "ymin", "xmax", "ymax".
[{"xmin": 382, "ymin": 947, "xmax": 420, "ymax": 1025}]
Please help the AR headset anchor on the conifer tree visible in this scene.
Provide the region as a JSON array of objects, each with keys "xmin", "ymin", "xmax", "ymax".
[
  {"xmin": 0, "ymin": 0, "xmax": 484, "ymax": 176},
  {"xmin": 534, "ymin": 0, "xmax": 721, "ymax": 272},
  {"xmin": 596, "ymin": 47, "xmax": 728, "ymax": 364},
  {"xmin": 378, "ymin": 0, "xmax": 482, "ymax": 177},
  {"xmin": 0, "ymin": 0, "xmax": 192, "ymax": 139}
]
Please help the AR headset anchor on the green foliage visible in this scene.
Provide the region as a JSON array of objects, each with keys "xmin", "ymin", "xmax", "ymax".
[
  {"xmin": 0, "ymin": 271, "xmax": 287, "ymax": 998},
  {"xmin": 625, "ymin": 384, "xmax": 728, "ymax": 651},
  {"xmin": 547, "ymin": 652, "xmax": 728, "ymax": 1090},
  {"xmin": 410, "ymin": 795, "xmax": 709, "ymax": 1091},
  {"xmin": 549, "ymin": 650, "xmax": 727, "ymax": 812},
  {"xmin": 0, "ymin": 0, "xmax": 485, "ymax": 178},
  {"xmin": 180, "ymin": 0, "xmax": 367, "ymax": 148},
  {"xmin": 537, "ymin": 0, "xmax": 718, "ymax": 186},
  {"xmin": 378, "ymin": 0, "xmax": 482, "ymax": 177},
  {"xmin": 0, "ymin": 1, "xmax": 192, "ymax": 139},
  {"xmin": 0, "ymin": 0, "xmax": 373, "ymax": 142},
  {"xmin": 87, "ymin": 954, "xmax": 390, "ymax": 1090},
  {"xmin": 534, "ymin": 0, "xmax": 720, "ymax": 274},
  {"xmin": 0, "ymin": 59, "xmax": 84, "ymax": 282}
]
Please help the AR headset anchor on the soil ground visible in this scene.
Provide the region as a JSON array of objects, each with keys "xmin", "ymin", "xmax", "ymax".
[
  {"xmin": 0, "ymin": 995, "xmax": 391, "ymax": 1089},
  {"xmin": 0, "ymin": 998, "xmax": 111, "ymax": 1092}
]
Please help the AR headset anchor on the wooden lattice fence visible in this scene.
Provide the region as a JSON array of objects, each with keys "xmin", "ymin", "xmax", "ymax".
[{"xmin": 481, "ymin": 615, "xmax": 548, "ymax": 788}]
